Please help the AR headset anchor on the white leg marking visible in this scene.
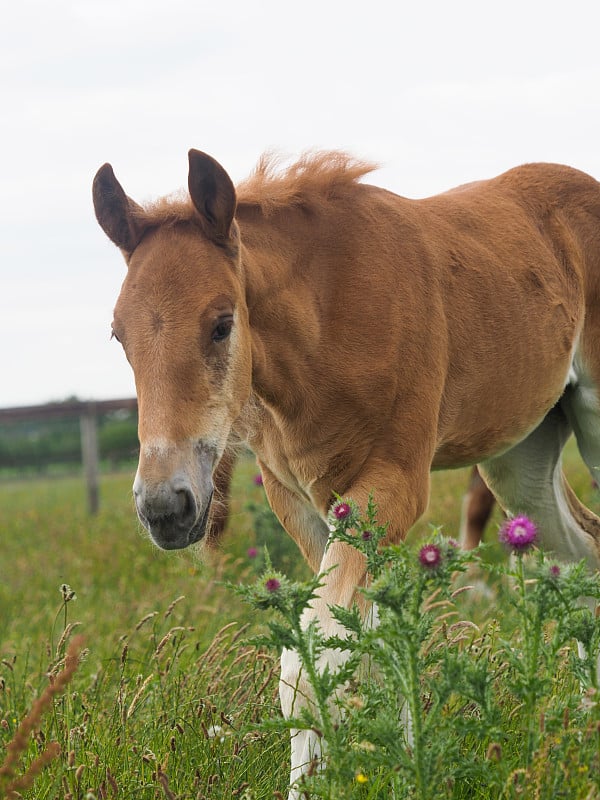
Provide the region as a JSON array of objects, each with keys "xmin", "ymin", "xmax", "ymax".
[
  {"xmin": 280, "ymin": 627, "xmax": 347, "ymax": 798},
  {"xmin": 279, "ymin": 598, "xmax": 405, "ymax": 797},
  {"xmin": 279, "ymin": 647, "xmax": 322, "ymax": 786}
]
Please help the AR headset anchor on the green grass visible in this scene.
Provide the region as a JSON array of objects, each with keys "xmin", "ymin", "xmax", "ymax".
[
  {"xmin": 0, "ymin": 454, "xmax": 292, "ymax": 798},
  {"xmin": 0, "ymin": 442, "xmax": 598, "ymax": 798}
]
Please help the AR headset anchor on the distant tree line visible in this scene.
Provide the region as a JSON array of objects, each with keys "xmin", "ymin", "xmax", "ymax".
[{"xmin": 0, "ymin": 404, "xmax": 139, "ymax": 475}]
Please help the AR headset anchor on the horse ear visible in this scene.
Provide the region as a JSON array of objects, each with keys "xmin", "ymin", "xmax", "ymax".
[
  {"xmin": 188, "ymin": 150, "xmax": 236, "ymax": 244},
  {"xmin": 93, "ymin": 163, "xmax": 144, "ymax": 255}
]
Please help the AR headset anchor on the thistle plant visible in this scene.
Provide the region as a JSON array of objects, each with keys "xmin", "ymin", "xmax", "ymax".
[
  {"xmin": 237, "ymin": 498, "xmax": 600, "ymax": 799},
  {"xmin": 328, "ymin": 499, "xmax": 499, "ymax": 798},
  {"xmin": 494, "ymin": 515, "xmax": 600, "ymax": 765},
  {"xmin": 236, "ymin": 498, "xmax": 497, "ymax": 797}
]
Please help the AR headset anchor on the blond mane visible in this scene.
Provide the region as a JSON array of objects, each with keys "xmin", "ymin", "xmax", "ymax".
[{"xmin": 137, "ymin": 151, "xmax": 377, "ymax": 227}]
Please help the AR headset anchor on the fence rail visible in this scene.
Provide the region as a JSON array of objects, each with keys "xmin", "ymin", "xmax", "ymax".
[
  {"xmin": 0, "ymin": 398, "xmax": 138, "ymax": 514},
  {"xmin": 0, "ymin": 398, "xmax": 137, "ymax": 423}
]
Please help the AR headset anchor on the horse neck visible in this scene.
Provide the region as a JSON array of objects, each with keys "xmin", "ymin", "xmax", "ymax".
[
  {"xmin": 239, "ymin": 206, "xmax": 311, "ymax": 299},
  {"xmin": 236, "ymin": 204, "xmax": 326, "ymax": 413}
]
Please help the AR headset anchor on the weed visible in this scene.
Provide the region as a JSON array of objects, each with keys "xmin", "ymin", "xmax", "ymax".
[{"xmin": 237, "ymin": 498, "xmax": 600, "ymax": 799}]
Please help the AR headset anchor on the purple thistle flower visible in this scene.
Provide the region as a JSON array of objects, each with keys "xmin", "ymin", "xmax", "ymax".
[
  {"xmin": 549, "ymin": 564, "xmax": 561, "ymax": 579},
  {"xmin": 361, "ymin": 530, "xmax": 373, "ymax": 541},
  {"xmin": 499, "ymin": 515, "xmax": 538, "ymax": 552},
  {"xmin": 333, "ymin": 502, "xmax": 351, "ymax": 520},
  {"xmin": 247, "ymin": 547, "xmax": 258, "ymax": 559},
  {"xmin": 265, "ymin": 578, "xmax": 281, "ymax": 592},
  {"xmin": 253, "ymin": 473, "xmax": 264, "ymax": 486},
  {"xmin": 419, "ymin": 544, "xmax": 442, "ymax": 569}
]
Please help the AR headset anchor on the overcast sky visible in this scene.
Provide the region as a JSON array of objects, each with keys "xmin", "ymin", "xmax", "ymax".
[{"xmin": 2, "ymin": 0, "xmax": 600, "ymax": 407}]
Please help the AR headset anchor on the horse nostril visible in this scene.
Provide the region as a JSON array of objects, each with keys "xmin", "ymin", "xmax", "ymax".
[{"xmin": 175, "ymin": 487, "xmax": 195, "ymax": 519}]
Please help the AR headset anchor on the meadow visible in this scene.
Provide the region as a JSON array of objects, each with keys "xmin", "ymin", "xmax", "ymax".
[{"xmin": 0, "ymin": 444, "xmax": 599, "ymax": 799}]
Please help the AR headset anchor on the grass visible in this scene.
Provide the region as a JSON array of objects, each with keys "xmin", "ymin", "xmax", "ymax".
[
  {"xmin": 0, "ymin": 454, "xmax": 291, "ymax": 799},
  {"xmin": 0, "ymin": 441, "xmax": 598, "ymax": 798}
]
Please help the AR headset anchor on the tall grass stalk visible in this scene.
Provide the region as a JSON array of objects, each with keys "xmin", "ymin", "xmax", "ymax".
[{"xmin": 0, "ymin": 635, "xmax": 84, "ymax": 799}]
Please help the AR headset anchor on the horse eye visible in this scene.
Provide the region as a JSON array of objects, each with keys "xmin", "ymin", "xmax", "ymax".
[{"xmin": 211, "ymin": 317, "xmax": 233, "ymax": 343}]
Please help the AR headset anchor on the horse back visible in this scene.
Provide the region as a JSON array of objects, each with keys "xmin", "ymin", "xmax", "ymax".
[{"xmin": 353, "ymin": 164, "xmax": 600, "ymax": 467}]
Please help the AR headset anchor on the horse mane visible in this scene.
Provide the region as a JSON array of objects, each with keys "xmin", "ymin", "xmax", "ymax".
[
  {"xmin": 137, "ymin": 151, "xmax": 378, "ymax": 226},
  {"xmin": 236, "ymin": 151, "xmax": 378, "ymax": 214}
]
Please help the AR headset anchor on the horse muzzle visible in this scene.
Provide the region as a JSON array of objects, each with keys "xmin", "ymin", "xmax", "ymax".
[{"xmin": 133, "ymin": 443, "xmax": 216, "ymax": 550}]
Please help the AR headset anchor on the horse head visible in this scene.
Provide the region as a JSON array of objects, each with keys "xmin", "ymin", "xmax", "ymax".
[{"xmin": 93, "ymin": 151, "xmax": 251, "ymax": 550}]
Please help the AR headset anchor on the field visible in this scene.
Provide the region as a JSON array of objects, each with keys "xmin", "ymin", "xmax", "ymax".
[{"xmin": 0, "ymin": 443, "xmax": 599, "ymax": 799}]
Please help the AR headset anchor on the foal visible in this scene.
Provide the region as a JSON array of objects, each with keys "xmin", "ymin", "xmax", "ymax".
[{"xmin": 94, "ymin": 149, "xmax": 600, "ymax": 797}]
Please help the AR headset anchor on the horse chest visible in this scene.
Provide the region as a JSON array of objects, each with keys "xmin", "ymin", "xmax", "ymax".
[
  {"xmin": 260, "ymin": 437, "xmax": 320, "ymax": 506},
  {"xmin": 239, "ymin": 403, "xmax": 324, "ymax": 508}
]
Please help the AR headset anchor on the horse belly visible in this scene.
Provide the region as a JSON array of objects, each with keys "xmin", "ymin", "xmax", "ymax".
[{"xmin": 433, "ymin": 291, "xmax": 581, "ymax": 469}]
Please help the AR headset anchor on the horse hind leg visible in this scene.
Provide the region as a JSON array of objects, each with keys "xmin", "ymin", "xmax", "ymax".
[
  {"xmin": 459, "ymin": 466, "xmax": 497, "ymax": 550},
  {"xmin": 481, "ymin": 401, "xmax": 600, "ymax": 679},
  {"xmin": 478, "ymin": 404, "xmax": 600, "ymax": 571},
  {"xmin": 561, "ymin": 372, "xmax": 600, "ymax": 492},
  {"xmin": 558, "ymin": 370, "xmax": 600, "ymax": 555}
]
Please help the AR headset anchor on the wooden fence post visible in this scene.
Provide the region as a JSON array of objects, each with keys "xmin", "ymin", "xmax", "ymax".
[
  {"xmin": 0, "ymin": 398, "xmax": 137, "ymax": 513},
  {"xmin": 80, "ymin": 403, "xmax": 100, "ymax": 515}
]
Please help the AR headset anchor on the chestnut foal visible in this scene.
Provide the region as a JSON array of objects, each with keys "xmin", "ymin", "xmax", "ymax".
[{"xmin": 94, "ymin": 150, "xmax": 600, "ymax": 797}]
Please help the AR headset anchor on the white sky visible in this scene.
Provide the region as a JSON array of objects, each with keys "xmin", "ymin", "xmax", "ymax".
[{"xmin": 2, "ymin": 0, "xmax": 600, "ymax": 407}]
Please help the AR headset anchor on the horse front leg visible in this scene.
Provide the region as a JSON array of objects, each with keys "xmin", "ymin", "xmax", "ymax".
[
  {"xmin": 257, "ymin": 467, "xmax": 334, "ymax": 795},
  {"xmin": 269, "ymin": 461, "xmax": 431, "ymax": 799},
  {"xmin": 279, "ymin": 541, "xmax": 368, "ymax": 799}
]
